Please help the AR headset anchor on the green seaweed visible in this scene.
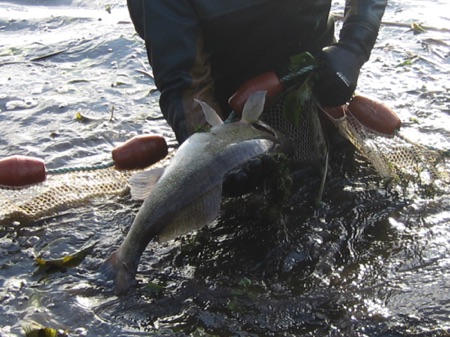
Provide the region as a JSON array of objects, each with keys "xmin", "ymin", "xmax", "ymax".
[{"xmin": 280, "ymin": 52, "xmax": 317, "ymax": 127}]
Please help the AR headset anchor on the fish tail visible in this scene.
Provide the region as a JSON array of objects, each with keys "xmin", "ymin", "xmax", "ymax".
[{"xmin": 101, "ymin": 249, "xmax": 137, "ymax": 295}]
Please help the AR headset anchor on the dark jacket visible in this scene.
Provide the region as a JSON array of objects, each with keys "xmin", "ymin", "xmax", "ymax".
[{"xmin": 127, "ymin": 0, "xmax": 387, "ymax": 143}]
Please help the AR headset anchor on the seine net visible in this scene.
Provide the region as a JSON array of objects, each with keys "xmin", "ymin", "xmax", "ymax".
[
  {"xmin": 325, "ymin": 107, "xmax": 448, "ymax": 185},
  {"xmin": 0, "ymin": 92, "xmax": 448, "ymax": 225},
  {"xmin": 263, "ymin": 92, "xmax": 328, "ymax": 166},
  {"xmin": 264, "ymin": 90, "xmax": 448, "ymax": 188},
  {"xmin": 0, "ymin": 167, "xmax": 132, "ymax": 225}
]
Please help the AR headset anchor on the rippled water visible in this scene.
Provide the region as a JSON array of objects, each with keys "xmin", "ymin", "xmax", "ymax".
[{"xmin": 1, "ymin": 1, "xmax": 449, "ymax": 336}]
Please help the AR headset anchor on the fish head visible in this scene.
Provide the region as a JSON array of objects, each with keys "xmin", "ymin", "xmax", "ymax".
[{"xmin": 196, "ymin": 91, "xmax": 279, "ymax": 142}]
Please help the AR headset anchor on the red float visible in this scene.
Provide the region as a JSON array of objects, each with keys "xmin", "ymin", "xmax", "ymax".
[
  {"xmin": 347, "ymin": 95, "xmax": 402, "ymax": 135},
  {"xmin": 112, "ymin": 135, "xmax": 168, "ymax": 170},
  {"xmin": 0, "ymin": 155, "xmax": 46, "ymax": 187},
  {"xmin": 229, "ymin": 71, "xmax": 284, "ymax": 115}
]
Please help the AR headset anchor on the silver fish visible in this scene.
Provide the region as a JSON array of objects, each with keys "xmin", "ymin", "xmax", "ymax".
[{"xmin": 102, "ymin": 91, "xmax": 283, "ymax": 294}]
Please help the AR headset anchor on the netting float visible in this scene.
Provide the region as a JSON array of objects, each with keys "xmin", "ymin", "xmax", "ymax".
[{"xmin": 0, "ymin": 135, "xmax": 168, "ymax": 188}]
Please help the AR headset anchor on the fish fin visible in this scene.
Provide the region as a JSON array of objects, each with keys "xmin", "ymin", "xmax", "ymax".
[
  {"xmin": 241, "ymin": 91, "xmax": 267, "ymax": 123},
  {"xmin": 157, "ymin": 185, "xmax": 222, "ymax": 242},
  {"xmin": 129, "ymin": 167, "xmax": 165, "ymax": 200},
  {"xmin": 194, "ymin": 99, "xmax": 224, "ymax": 127},
  {"xmin": 101, "ymin": 249, "xmax": 138, "ymax": 295}
]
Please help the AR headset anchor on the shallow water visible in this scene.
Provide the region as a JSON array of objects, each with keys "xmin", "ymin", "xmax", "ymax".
[{"xmin": 1, "ymin": 1, "xmax": 450, "ymax": 336}]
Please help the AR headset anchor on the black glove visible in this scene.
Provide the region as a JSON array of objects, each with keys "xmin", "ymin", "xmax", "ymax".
[
  {"xmin": 314, "ymin": 44, "xmax": 367, "ymax": 107},
  {"xmin": 222, "ymin": 155, "xmax": 277, "ymax": 197}
]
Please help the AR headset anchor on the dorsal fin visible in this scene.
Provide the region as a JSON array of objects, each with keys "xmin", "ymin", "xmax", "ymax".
[
  {"xmin": 241, "ymin": 91, "xmax": 267, "ymax": 123},
  {"xmin": 194, "ymin": 99, "xmax": 224, "ymax": 127}
]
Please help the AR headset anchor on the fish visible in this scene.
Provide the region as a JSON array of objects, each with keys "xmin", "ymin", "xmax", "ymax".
[{"xmin": 102, "ymin": 91, "xmax": 284, "ymax": 294}]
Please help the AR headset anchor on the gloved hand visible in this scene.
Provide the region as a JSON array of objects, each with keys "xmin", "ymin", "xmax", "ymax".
[
  {"xmin": 222, "ymin": 155, "xmax": 277, "ymax": 197},
  {"xmin": 314, "ymin": 44, "xmax": 367, "ymax": 107}
]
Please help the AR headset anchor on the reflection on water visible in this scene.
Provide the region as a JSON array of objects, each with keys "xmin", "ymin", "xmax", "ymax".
[{"xmin": 1, "ymin": 0, "xmax": 450, "ymax": 336}]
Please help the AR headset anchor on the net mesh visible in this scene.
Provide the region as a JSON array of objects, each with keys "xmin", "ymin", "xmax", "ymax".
[
  {"xmin": 327, "ymin": 108, "xmax": 448, "ymax": 184},
  {"xmin": 263, "ymin": 92, "xmax": 328, "ymax": 165},
  {"xmin": 0, "ymin": 167, "xmax": 133, "ymax": 225}
]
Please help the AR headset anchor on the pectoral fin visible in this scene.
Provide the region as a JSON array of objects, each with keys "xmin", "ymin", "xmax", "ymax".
[
  {"xmin": 157, "ymin": 185, "xmax": 222, "ymax": 242},
  {"xmin": 129, "ymin": 167, "xmax": 165, "ymax": 200}
]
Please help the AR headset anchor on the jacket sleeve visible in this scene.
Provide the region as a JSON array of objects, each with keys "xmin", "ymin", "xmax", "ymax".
[
  {"xmin": 137, "ymin": 1, "xmax": 221, "ymax": 144},
  {"xmin": 338, "ymin": 0, "xmax": 387, "ymax": 60}
]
